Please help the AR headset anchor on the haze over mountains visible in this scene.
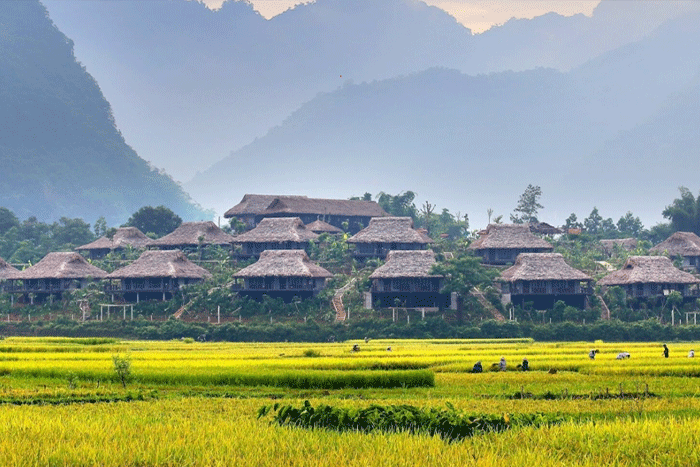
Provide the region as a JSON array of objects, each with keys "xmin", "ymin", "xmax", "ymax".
[
  {"xmin": 43, "ymin": 0, "xmax": 700, "ymax": 182},
  {"xmin": 0, "ymin": 1, "xmax": 210, "ymax": 225},
  {"xmin": 4, "ymin": 0, "xmax": 699, "ymax": 227}
]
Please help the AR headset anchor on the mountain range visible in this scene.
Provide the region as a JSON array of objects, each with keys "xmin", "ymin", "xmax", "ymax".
[
  {"xmin": 3, "ymin": 0, "xmax": 699, "ymax": 227},
  {"xmin": 184, "ymin": 9, "xmax": 700, "ymax": 226},
  {"xmin": 43, "ymin": 0, "xmax": 700, "ymax": 184}
]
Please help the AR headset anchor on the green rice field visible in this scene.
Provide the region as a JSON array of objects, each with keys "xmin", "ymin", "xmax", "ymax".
[{"xmin": 1, "ymin": 337, "xmax": 699, "ymax": 466}]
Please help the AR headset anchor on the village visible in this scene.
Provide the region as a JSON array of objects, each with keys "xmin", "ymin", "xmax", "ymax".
[{"xmin": 1, "ymin": 192, "xmax": 700, "ymax": 337}]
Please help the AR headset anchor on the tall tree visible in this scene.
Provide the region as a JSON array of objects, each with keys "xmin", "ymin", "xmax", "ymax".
[
  {"xmin": 125, "ymin": 206, "xmax": 182, "ymax": 238},
  {"xmin": 617, "ymin": 212, "xmax": 644, "ymax": 237},
  {"xmin": 510, "ymin": 185, "xmax": 543, "ymax": 224},
  {"xmin": 583, "ymin": 207, "xmax": 603, "ymax": 234},
  {"xmin": 662, "ymin": 187, "xmax": 700, "ymax": 235},
  {"xmin": 377, "ymin": 191, "xmax": 418, "ymax": 219}
]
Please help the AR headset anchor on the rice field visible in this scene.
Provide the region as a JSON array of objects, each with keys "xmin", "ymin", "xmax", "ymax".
[{"xmin": 1, "ymin": 337, "xmax": 699, "ymax": 466}]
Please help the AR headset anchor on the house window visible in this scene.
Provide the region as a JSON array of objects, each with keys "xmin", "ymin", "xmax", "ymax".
[{"xmin": 532, "ymin": 281, "xmax": 547, "ymax": 294}]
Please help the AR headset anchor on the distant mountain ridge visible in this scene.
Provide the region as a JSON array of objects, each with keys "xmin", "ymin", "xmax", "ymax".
[
  {"xmin": 42, "ymin": 0, "xmax": 700, "ymax": 182},
  {"xmin": 0, "ymin": 1, "xmax": 210, "ymax": 225},
  {"xmin": 185, "ymin": 10, "xmax": 700, "ymax": 227}
]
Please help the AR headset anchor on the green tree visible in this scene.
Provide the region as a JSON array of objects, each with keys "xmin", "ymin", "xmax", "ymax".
[
  {"xmin": 51, "ymin": 217, "xmax": 95, "ymax": 247},
  {"xmin": 112, "ymin": 354, "xmax": 132, "ymax": 388},
  {"xmin": 510, "ymin": 185, "xmax": 543, "ymax": 224},
  {"xmin": 430, "ymin": 254, "xmax": 496, "ymax": 296},
  {"xmin": 564, "ymin": 213, "xmax": 582, "ymax": 230},
  {"xmin": 125, "ymin": 205, "xmax": 182, "ymax": 237},
  {"xmin": 93, "ymin": 216, "xmax": 108, "ymax": 237},
  {"xmin": 616, "ymin": 212, "xmax": 643, "ymax": 237},
  {"xmin": 583, "ymin": 207, "xmax": 603, "ymax": 235},
  {"xmin": 662, "ymin": 187, "xmax": 700, "ymax": 235},
  {"xmin": 0, "ymin": 207, "xmax": 19, "ymax": 234},
  {"xmin": 376, "ymin": 191, "xmax": 418, "ymax": 219}
]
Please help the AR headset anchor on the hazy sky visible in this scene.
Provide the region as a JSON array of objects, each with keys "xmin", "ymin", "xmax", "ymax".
[{"xmin": 202, "ymin": 0, "xmax": 601, "ymax": 33}]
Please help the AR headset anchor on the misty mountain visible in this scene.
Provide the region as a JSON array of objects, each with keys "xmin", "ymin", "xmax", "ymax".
[
  {"xmin": 42, "ymin": 0, "xmax": 699, "ymax": 182},
  {"xmin": 42, "ymin": 0, "xmax": 473, "ymax": 180},
  {"xmin": 473, "ymin": 0, "xmax": 700, "ymax": 72},
  {"xmin": 0, "ymin": 1, "xmax": 209, "ymax": 225},
  {"xmin": 185, "ymin": 11, "xmax": 700, "ymax": 227}
]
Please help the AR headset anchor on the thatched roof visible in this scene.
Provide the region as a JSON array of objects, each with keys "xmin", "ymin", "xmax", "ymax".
[
  {"xmin": 529, "ymin": 222, "xmax": 563, "ymax": 235},
  {"xmin": 106, "ymin": 250, "xmax": 212, "ymax": 280},
  {"xmin": 151, "ymin": 222, "xmax": 235, "ymax": 247},
  {"xmin": 369, "ymin": 250, "xmax": 442, "ymax": 279},
  {"xmin": 499, "ymin": 253, "xmax": 591, "ymax": 282},
  {"xmin": 0, "ymin": 257, "xmax": 19, "ymax": 280},
  {"xmin": 76, "ymin": 227, "xmax": 153, "ymax": 251},
  {"xmin": 600, "ymin": 238, "xmax": 638, "ymax": 255},
  {"xmin": 347, "ymin": 217, "xmax": 433, "ymax": 244},
  {"xmin": 9, "ymin": 252, "xmax": 107, "ymax": 280},
  {"xmin": 305, "ymin": 220, "xmax": 343, "ymax": 234},
  {"xmin": 650, "ymin": 232, "xmax": 700, "ymax": 257},
  {"xmin": 598, "ymin": 256, "xmax": 700, "ymax": 286},
  {"xmin": 233, "ymin": 250, "xmax": 332, "ymax": 278},
  {"xmin": 232, "ymin": 217, "xmax": 318, "ymax": 243},
  {"xmin": 224, "ymin": 194, "xmax": 388, "ymax": 218},
  {"xmin": 467, "ymin": 224, "xmax": 553, "ymax": 250}
]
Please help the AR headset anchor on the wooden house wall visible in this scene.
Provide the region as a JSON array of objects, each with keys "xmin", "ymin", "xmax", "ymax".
[
  {"xmin": 477, "ymin": 248, "xmax": 552, "ymax": 265},
  {"xmin": 353, "ymin": 242, "xmax": 425, "ymax": 259},
  {"xmin": 239, "ymin": 242, "xmax": 309, "ymax": 257}
]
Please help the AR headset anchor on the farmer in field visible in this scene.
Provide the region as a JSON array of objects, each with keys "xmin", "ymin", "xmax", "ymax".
[
  {"xmin": 520, "ymin": 358, "xmax": 529, "ymax": 371},
  {"xmin": 616, "ymin": 352, "xmax": 630, "ymax": 359},
  {"xmin": 663, "ymin": 344, "xmax": 669, "ymax": 358},
  {"xmin": 499, "ymin": 356, "xmax": 507, "ymax": 371},
  {"xmin": 688, "ymin": 349, "xmax": 694, "ymax": 358},
  {"xmin": 589, "ymin": 349, "xmax": 598, "ymax": 359},
  {"xmin": 472, "ymin": 361, "xmax": 483, "ymax": 373}
]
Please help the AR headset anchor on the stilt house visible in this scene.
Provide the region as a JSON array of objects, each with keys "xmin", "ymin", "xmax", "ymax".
[
  {"xmin": 598, "ymin": 256, "xmax": 700, "ymax": 300},
  {"xmin": 347, "ymin": 217, "xmax": 433, "ymax": 260},
  {"xmin": 649, "ymin": 232, "xmax": 700, "ymax": 271},
  {"xmin": 224, "ymin": 194, "xmax": 388, "ymax": 233},
  {"xmin": 75, "ymin": 227, "xmax": 154, "ymax": 259},
  {"xmin": 467, "ymin": 224, "xmax": 553, "ymax": 265},
  {"xmin": 151, "ymin": 221, "xmax": 235, "ymax": 250},
  {"xmin": 366, "ymin": 250, "xmax": 454, "ymax": 310},
  {"xmin": 5, "ymin": 252, "xmax": 107, "ymax": 302},
  {"xmin": 105, "ymin": 250, "xmax": 211, "ymax": 302},
  {"xmin": 232, "ymin": 250, "xmax": 332, "ymax": 302},
  {"xmin": 0, "ymin": 258, "xmax": 19, "ymax": 292},
  {"xmin": 499, "ymin": 253, "xmax": 593, "ymax": 309},
  {"xmin": 232, "ymin": 217, "xmax": 318, "ymax": 258}
]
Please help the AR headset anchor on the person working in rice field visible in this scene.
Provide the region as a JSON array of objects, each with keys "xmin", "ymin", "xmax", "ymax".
[
  {"xmin": 472, "ymin": 361, "xmax": 483, "ymax": 373},
  {"xmin": 589, "ymin": 349, "xmax": 598, "ymax": 359},
  {"xmin": 499, "ymin": 357, "xmax": 507, "ymax": 371},
  {"xmin": 520, "ymin": 358, "xmax": 529, "ymax": 371},
  {"xmin": 689, "ymin": 349, "xmax": 695, "ymax": 358},
  {"xmin": 663, "ymin": 344, "xmax": 669, "ymax": 358}
]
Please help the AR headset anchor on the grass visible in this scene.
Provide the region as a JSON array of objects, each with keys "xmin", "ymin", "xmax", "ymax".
[{"xmin": 0, "ymin": 337, "xmax": 699, "ymax": 465}]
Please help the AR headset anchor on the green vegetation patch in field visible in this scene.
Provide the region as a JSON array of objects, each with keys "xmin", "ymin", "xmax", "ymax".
[{"xmin": 259, "ymin": 401, "xmax": 559, "ymax": 442}]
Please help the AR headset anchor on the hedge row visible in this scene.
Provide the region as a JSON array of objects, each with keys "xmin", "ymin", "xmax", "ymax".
[{"xmin": 1, "ymin": 317, "xmax": 699, "ymax": 342}]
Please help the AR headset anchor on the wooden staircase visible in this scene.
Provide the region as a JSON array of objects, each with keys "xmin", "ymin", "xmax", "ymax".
[
  {"xmin": 333, "ymin": 279, "xmax": 356, "ymax": 322},
  {"xmin": 470, "ymin": 287, "xmax": 506, "ymax": 322},
  {"xmin": 172, "ymin": 302, "xmax": 190, "ymax": 320}
]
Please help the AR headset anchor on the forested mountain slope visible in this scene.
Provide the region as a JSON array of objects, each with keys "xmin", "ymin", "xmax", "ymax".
[{"xmin": 0, "ymin": 1, "xmax": 209, "ymax": 225}]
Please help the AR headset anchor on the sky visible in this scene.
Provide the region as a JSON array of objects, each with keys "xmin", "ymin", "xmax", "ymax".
[{"xmin": 202, "ymin": 0, "xmax": 601, "ymax": 33}]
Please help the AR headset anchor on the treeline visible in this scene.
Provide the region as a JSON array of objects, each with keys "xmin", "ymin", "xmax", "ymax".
[
  {"xmin": 2, "ymin": 317, "xmax": 699, "ymax": 343},
  {"xmin": 0, "ymin": 205, "xmax": 186, "ymax": 264}
]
